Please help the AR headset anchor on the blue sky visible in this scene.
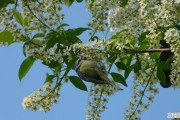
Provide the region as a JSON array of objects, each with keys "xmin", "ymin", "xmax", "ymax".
[{"xmin": 0, "ymin": 2, "xmax": 179, "ymax": 120}]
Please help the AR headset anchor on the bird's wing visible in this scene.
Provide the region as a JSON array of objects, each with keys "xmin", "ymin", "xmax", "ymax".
[
  {"xmin": 79, "ymin": 60, "xmax": 100, "ymax": 78},
  {"xmin": 79, "ymin": 60, "xmax": 109, "ymax": 83}
]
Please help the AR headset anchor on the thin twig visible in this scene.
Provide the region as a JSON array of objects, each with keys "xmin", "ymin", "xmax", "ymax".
[
  {"xmin": 129, "ymin": 60, "xmax": 158, "ymax": 119},
  {"xmin": 88, "ymin": 30, "xmax": 97, "ymax": 41},
  {"xmin": 95, "ymin": 88, "xmax": 104, "ymax": 112},
  {"xmin": 26, "ymin": 2, "xmax": 58, "ymax": 33}
]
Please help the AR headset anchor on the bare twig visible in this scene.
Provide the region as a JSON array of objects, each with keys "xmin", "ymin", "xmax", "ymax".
[{"xmin": 123, "ymin": 48, "xmax": 171, "ymax": 53}]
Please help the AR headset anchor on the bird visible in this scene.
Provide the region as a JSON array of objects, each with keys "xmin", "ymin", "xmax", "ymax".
[{"xmin": 75, "ymin": 55, "xmax": 123, "ymax": 90}]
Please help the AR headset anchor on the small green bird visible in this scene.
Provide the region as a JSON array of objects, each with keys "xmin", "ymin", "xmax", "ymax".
[{"xmin": 75, "ymin": 56, "xmax": 123, "ymax": 90}]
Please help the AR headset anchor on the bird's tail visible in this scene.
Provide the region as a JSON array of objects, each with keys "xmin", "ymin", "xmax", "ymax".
[{"xmin": 107, "ymin": 79, "xmax": 123, "ymax": 90}]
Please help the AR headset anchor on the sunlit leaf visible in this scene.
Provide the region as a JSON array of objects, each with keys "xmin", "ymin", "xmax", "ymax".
[
  {"xmin": 13, "ymin": 9, "xmax": 23, "ymax": 26},
  {"xmin": 0, "ymin": 30, "xmax": 14, "ymax": 45},
  {"xmin": 18, "ymin": 56, "xmax": 36, "ymax": 81}
]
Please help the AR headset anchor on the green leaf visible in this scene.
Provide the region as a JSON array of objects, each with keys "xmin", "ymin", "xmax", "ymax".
[
  {"xmin": 124, "ymin": 66, "xmax": 133, "ymax": 79},
  {"xmin": 18, "ymin": 56, "xmax": 36, "ymax": 81},
  {"xmin": 13, "ymin": 9, "xmax": 23, "ymax": 26},
  {"xmin": 0, "ymin": 0, "xmax": 14, "ymax": 9},
  {"xmin": 158, "ymin": 62, "xmax": 171, "ymax": 70},
  {"xmin": 157, "ymin": 69, "xmax": 166, "ymax": 84},
  {"xmin": 45, "ymin": 31, "xmax": 64, "ymax": 49},
  {"xmin": 32, "ymin": 33, "xmax": 44, "ymax": 39},
  {"xmin": 150, "ymin": 52, "xmax": 160, "ymax": 59},
  {"xmin": 62, "ymin": 0, "xmax": 75, "ymax": 7},
  {"xmin": 126, "ymin": 54, "xmax": 134, "ymax": 67},
  {"xmin": 59, "ymin": 23, "xmax": 69, "ymax": 28},
  {"xmin": 66, "ymin": 27, "xmax": 90, "ymax": 36},
  {"xmin": 42, "ymin": 60, "xmax": 60, "ymax": 68},
  {"xmin": 115, "ymin": 62, "xmax": 127, "ymax": 70},
  {"xmin": 120, "ymin": 0, "xmax": 129, "ymax": 7},
  {"xmin": 69, "ymin": 76, "xmax": 87, "ymax": 91},
  {"xmin": 111, "ymin": 72, "xmax": 127, "ymax": 87},
  {"xmin": 138, "ymin": 40, "xmax": 149, "ymax": 50},
  {"xmin": 0, "ymin": 30, "xmax": 14, "ymax": 45},
  {"xmin": 107, "ymin": 54, "xmax": 117, "ymax": 63},
  {"xmin": 138, "ymin": 31, "xmax": 150, "ymax": 43},
  {"xmin": 111, "ymin": 29, "xmax": 128, "ymax": 39},
  {"xmin": 133, "ymin": 61, "xmax": 141, "ymax": 73},
  {"xmin": 76, "ymin": 0, "xmax": 83, "ymax": 2},
  {"xmin": 45, "ymin": 74, "xmax": 55, "ymax": 83},
  {"xmin": 64, "ymin": 57, "xmax": 77, "ymax": 76}
]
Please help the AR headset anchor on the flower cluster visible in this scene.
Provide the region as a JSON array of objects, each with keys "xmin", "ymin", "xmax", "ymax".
[
  {"xmin": 107, "ymin": 0, "xmax": 180, "ymax": 48},
  {"xmin": 164, "ymin": 28, "xmax": 180, "ymax": 87},
  {"xmin": 22, "ymin": 82, "xmax": 61, "ymax": 112},
  {"xmin": 124, "ymin": 54, "xmax": 159, "ymax": 119},
  {"xmin": 86, "ymin": 0, "xmax": 120, "ymax": 31},
  {"xmin": 24, "ymin": 44, "xmax": 71, "ymax": 64},
  {"xmin": 86, "ymin": 84, "xmax": 118, "ymax": 120},
  {"xmin": 0, "ymin": 0, "xmax": 64, "ymax": 43},
  {"xmin": 71, "ymin": 39, "xmax": 125, "ymax": 59}
]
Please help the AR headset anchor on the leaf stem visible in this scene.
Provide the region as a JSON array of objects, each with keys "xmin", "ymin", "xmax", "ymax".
[{"xmin": 129, "ymin": 60, "xmax": 158, "ymax": 119}]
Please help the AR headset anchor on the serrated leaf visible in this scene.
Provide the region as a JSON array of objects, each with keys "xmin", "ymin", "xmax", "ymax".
[
  {"xmin": 18, "ymin": 56, "xmax": 36, "ymax": 81},
  {"xmin": 115, "ymin": 62, "xmax": 127, "ymax": 70},
  {"xmin": 111, "ymin": 72, "xmax": 127, "ymax": 87},
  {"xmin": 0, "ymin": 30, "xmax": 14, "ymax": 45},
  {"xmin": 45, "ymin": 74, "xmax": 55, "ymax": 83},
  {"xmin": 69, "ymin": 76, "xmax": 87, "ymax": 91},
  {"xmin": 13, "ymin": 9, "xmax": 23, "ymax": 26}
]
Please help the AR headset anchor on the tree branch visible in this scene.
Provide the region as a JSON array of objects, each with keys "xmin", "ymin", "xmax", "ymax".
[{"xmin": 123, "ymin": 48, "xmax": 171, "ymax": 53}]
